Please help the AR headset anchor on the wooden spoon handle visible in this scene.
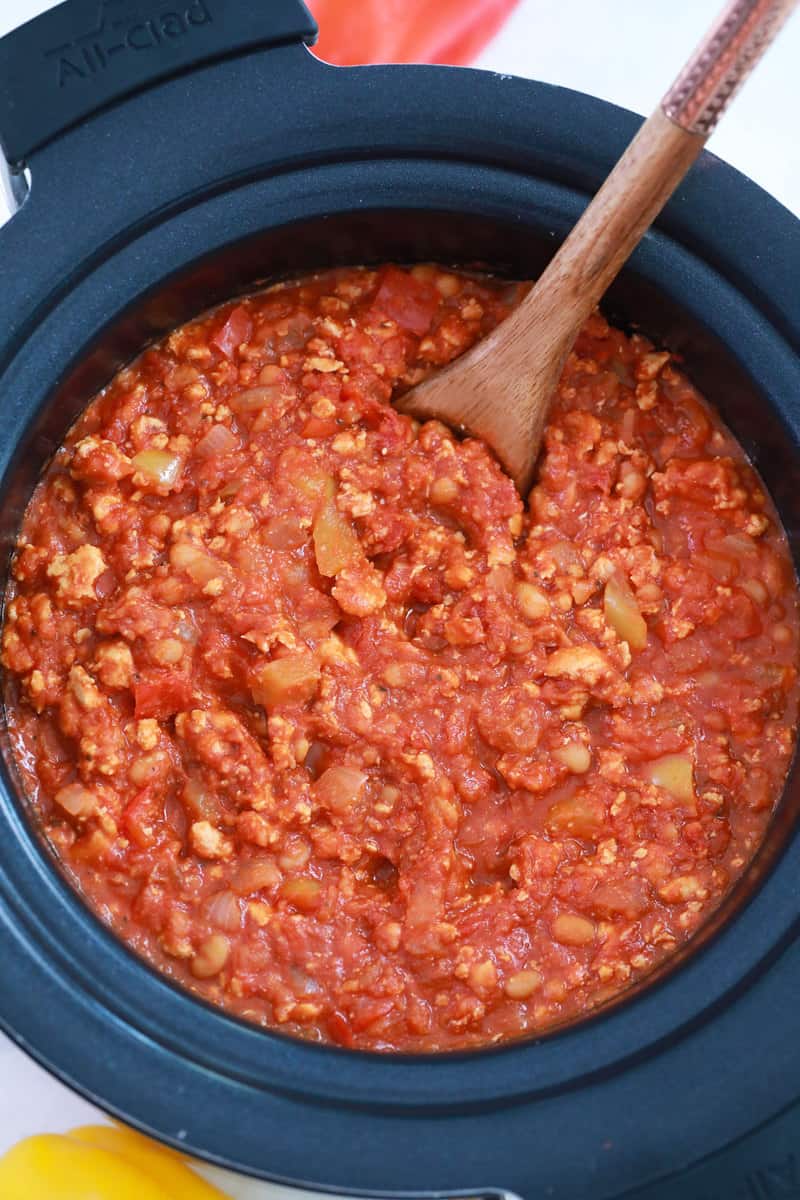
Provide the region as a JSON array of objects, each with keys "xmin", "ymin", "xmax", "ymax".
[
  {"xmin": 524, "ymin": 0, "xmax": 798, "ymax": 341},
  {"xmin": 663, "ymin": 0, "xmax": 798, "ymax": 135},
  {"xmin": 396, "ymin": 0, "xmax": 796, "ymax": 498}
]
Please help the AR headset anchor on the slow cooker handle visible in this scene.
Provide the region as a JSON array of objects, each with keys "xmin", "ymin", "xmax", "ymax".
[{"xmin": 0, "ymin": 0, "xmax": 317, "ymax": 175}]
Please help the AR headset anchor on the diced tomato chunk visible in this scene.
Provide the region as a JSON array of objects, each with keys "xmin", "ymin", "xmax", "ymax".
[
  {"xmin": 326, "ymin": 1010, "xmax": 354, "ymax": 1046},
  {"xmin": 122, "ymin": 787, "xmax": 162, "ymax": 849},
  {"xmin": 134, "ymin": 672, "xmax": 192, "ymax": 719},
  {"xmin": 370, "ymin": 267, "xmax": 439, "ymax": 335},
  {"xmin": 211, "ymin": 305, "xmax": 253, "ymax": 358},
  {"xmin": 301, "ymin": 416, "xmax": 340, "ymax": 439},
  {"xmin": 725, "ymin": 591, "xmax": 762, "ymax": 639}
]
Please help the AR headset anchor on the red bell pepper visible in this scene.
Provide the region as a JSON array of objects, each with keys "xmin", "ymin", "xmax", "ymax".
[{"xmin": 308, "ymin": 0, "xmax": 520, "ymax": 67}]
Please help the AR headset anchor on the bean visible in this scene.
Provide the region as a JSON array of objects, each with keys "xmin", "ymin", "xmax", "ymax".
[
  {"xmin": 552, "ymin": 913, "xmax": 596, "ymax": 947},
  {"xmin": 190, "ymin": 933, "xmax": 230, "ymax": 979},
  {"xmin": 504, "ymin": 969, "xmax": 542, "ymax": 999}
]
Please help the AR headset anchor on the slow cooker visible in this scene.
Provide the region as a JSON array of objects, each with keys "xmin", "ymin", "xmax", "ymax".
[{"xmin": 0, "ymin": 2, "xmax": 799, "ymax": 1196}]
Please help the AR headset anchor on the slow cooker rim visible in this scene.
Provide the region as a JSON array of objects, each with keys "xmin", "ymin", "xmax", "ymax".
[{"xmin": 1, "ymin": 47, "xmax": 798, "ymax": 362}]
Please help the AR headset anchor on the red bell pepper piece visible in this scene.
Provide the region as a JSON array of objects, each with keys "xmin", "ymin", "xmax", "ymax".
[
  {"xmin": 134, "ymin": 672, "xmax": 192, "ymax": 720},
  {"xmin": 122, "ymin": 787, "xmax": 162, "ymax": 850},
  {"xmin": 211, "ymin": 305, "xmax": 253, "ymax": 359},
  {"xmin": 370, "ymin": 266, "xmax": 439, "ymax": 336}
]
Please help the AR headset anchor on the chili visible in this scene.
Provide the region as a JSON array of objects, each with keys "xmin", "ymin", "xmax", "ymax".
[{"xmin": 3, "ymin": 264, "xmax": 798, "ymax": 1051}]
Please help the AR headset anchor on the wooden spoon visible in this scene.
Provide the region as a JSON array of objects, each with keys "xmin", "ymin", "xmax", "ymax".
[{"xmin": 398, "ymin": 0, "xmax": 797, "ymax": 496}]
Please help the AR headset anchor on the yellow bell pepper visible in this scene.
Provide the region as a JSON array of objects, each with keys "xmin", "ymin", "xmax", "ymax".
[{"xmin": 0, "ymin": 1123, "xmax": 231, "ymax": 1199}]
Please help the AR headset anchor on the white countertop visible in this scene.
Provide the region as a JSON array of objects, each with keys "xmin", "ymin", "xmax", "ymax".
[{"xmin": 0, "ymin": 0, "xmax": 798, "ymax": 1191}]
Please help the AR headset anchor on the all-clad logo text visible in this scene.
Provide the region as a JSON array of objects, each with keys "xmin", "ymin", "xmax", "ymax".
[{"xmin": 45, "ymin": 0, "xmax": 213, "ymax": 87}]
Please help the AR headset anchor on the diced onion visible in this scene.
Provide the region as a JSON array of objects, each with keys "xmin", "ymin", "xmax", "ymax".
[
  {"xmin": 262, "ymin": 514, "xmax": 308, "ymax": 550},
  {"xmin": 740, "ymin": 577, "xmax": 769, "ymax": 606},
  {"xmin": 233, "ymin": 858, "xmax": 281, "ymax": 895},
  {"xmin": 294, "ymin": 469, "xmax": 332, "ymax": 500},
  {"xmin": 550, "ymin": 540, "xmax": 582, "ymax": 573},
  {"xmin": 131, "ymin": 449, "xmax": 181, "ymax": 487},
  {"xmin": 546, "ymin": 793, "xmax": 604, "ymax": 839},
  {"xmin": 590, "ymin": 880, "xmax": 648, "ymax": 920},
  {"xmin": 229, "ymin": 385, "xmax": 281, "ymax": 414},
  {"xmin": 278, "ymin": 840, "xmax": 311, "ymax": 871},
  {"xmin": 176, "ymin": 617, "xmax": 199, "ymax": 644},
  {"xmin": 647, "ymin": 753, "xmax": 694, "ymax": 803},
  {"xmin": 604, "ymin": 572, "xmax": 648, "ymax": 651},
  {"xmin": 313, "ymin": 497, "xmax": 359, "ymax": 576},
  {"xmin": 315, "ymin": 765, "xmax": 367, "ymax": 814},
  {"xmin": 205, "ymin": 889, "xmax": 243, "ymax": 932},
  {"xmin": 182, "ymin": 778, "xmax": 222, "ymax": 822},
  {"xmin": 278, "ymin": 317, "xmax": 313, "ymax": 351},
  {"xmin": 708, "ymin": 532, "xmax": 758, "ymax": 557},
  {"xmin": 170, "ymin": 541, "xmax": 222, "ymax": 585},
  {"xmin": 251, "ymin": 654, "xmax": 320, "ymax": 708},
  {"xmin": 554, "ymin": 743, "xmax": 592, "ymax": 774},
  {"xmin": 281, "ymin": 877, "xmax": 322, "ymax": 910},
  {"xmin": 695, "ymin": 553, "xmax": 737, "ymax": 584},
  {"xmin": 54, "ymin": 783, "xmax": 96, "ymax": 819},
  {"xmin": 195, "ymin": 424, "xmax": 238, "ymax": 458},
  {"xmin": 290, "ymin": 966, "xmax": 321, "ymax": 994}
]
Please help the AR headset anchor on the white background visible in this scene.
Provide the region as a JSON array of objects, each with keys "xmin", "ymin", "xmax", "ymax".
[{"xmin": 0, "ymin": 0, "xmax": 798, "ymax": 1192}]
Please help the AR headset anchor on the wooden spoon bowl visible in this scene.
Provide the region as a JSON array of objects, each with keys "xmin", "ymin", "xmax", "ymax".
[{"xmin": 398, "ymin": 0, "xmax": 797, "ymax": 495}]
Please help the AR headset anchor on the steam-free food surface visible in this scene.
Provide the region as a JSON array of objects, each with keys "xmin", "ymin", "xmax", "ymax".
[{"xmin": 3, "ymin": 265, "xmax": 798, "ymax": 1050}]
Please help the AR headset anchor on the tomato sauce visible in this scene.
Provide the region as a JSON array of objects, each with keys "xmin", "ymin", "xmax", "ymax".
[{"xmin": 3, "ymin": 264, "xmax": 798, "ymax": 1051}]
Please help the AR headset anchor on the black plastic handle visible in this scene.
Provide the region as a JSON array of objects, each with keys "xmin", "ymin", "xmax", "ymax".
[{"xmin": 0, "ymin": 0, "xmax": 317, "ymax": 169}]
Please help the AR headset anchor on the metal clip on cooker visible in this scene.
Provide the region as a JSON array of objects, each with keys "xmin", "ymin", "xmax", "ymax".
[{"xmin": 0, "ymin": 2, "xmax": 799, "ymax": 1197}]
